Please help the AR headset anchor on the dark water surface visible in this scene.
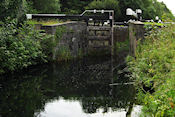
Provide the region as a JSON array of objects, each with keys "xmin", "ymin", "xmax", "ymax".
[{"xmin": 0, "ymin": 57, "xmax": 141, "ymax": 117}]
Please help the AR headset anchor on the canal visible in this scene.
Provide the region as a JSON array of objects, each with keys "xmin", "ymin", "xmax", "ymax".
[{"xmin": 0, "ymin": 56, "xmax": 141, "ymax": 117}]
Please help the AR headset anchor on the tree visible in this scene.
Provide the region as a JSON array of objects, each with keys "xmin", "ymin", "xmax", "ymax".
[
  {"xmin": 117, "ymin": 0, "xmax": 174, "ymax": 21},
  {"xmin": 0, "ymin": 0, "xmax": 37, "ymax": 22},
  {"xmin": 0, "ymin": 0, "xmax": 22, "ymax": 21},
  {"xmin": 31, "ymin": 0, "xmax": 60, "ymax": 13},
  {"xmin": 86, "ymin": 0, "xmax": 121, "ymax": 21},
  {"xmin": 60, "ymin": 0, "xmax": 92, "ymax": 14}
]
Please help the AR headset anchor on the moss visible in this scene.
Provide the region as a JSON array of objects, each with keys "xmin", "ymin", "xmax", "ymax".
[
  {"xmin": 27, "ymin": 19, "xmax": 61, "ymax": 26},
  {"xmin": 144, "ymin": 22, "xmax": 164, "ymax": 26}
]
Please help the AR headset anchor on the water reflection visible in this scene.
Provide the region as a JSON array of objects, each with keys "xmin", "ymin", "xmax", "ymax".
[
  {"xmin": 0, "ymin": 57, "xmax": 138, "ymax": 117},
  {"xmin": 36, "ymin": 98, "xmax": 128, "ymax": 117}
]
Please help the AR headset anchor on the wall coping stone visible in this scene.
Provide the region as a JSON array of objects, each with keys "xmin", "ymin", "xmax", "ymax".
[{"xmin": 129, "ymin": 21, "xmax": 144, "ymax": 25}]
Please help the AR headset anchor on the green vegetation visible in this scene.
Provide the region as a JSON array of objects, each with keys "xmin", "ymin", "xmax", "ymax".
[
  {"xmin": 55, "ymin": 26, "xmax": 66, "ymax": 41},
  {"xmin": 86, "ymin": 0, "xmax": 121, "ymax": 20},
  {"xmin": 0, "ymin": 0, "xmax": 174, "ymax": 70},
  {"xmin": 0, "ymin": 21, "xmax": 54, "ymax": 74},
  {"xmin": 32, "ymin": 0, "xmax": 60, "ymax": 13},
  {"xmin": 0, "ymin": 0, "xmax": 174, "ymax": 22},
  {"xmin": 144, "ymin": 22, "xmax": 165, "ymax": 26},
  {"xmin": 54, "ymin": 26, "xmax": 73, "ymax": 61},
  {"xmin": 27, "ymin": 20, "xmax": 60, "ymax": 26},
  {"xmin": 59, "ymin": 0, "xmax": 175, "ymax": 21},
  {"xmin": 144, "ymin": 22, "xmax": 165, "ymax": 35},
  {"xmin": 127, "ymin": 25, "xmax": 175, "ymax": 116},
  {"xmin": 115, "ymin": 39, "xmax": 129, "ymax": 53},
  {"xmin": 86, "ymin": 0, "xmax": 174, "ymax": 21},
  {"xmin": 56, "ymin": 46, "xmax": 72, "ymax": 61},
  {"xmin": 0, "ymin": 0, "xmax": 174, "ymax": 116},
  {"xmin": 60, "ymin": 0, "xmax": 91, "ymax": 14}
]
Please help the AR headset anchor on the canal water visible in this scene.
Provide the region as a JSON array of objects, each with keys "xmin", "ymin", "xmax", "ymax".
[{"xmin": 0, "ymin": 56, "xmax": 141, "ymax": 117}]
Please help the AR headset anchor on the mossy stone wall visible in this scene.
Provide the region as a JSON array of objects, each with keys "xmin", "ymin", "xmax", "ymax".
[
  {"xmin": 35, "ymin": 21, "xmax": 142, "ymax": 60},
  {"xmin": 39, "ymin": 21, "xmax": 87, "ymax": 61},
  {"xmin": 129, "ymin": 21, "xmax": 145, "ymax": 57}
]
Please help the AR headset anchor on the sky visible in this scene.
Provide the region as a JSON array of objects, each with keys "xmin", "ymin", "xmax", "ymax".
[{"xmin": 158, "ymin": 0, "xmax": 175, "ymax": 15}]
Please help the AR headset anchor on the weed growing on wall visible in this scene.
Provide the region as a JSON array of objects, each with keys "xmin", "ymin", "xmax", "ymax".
[
  {"xmin": 55, "ymin": 26, "xmax": 66, "ymax": 42},
  {"xmin": 54, "ymin": 26, "xmax": 75, "ymax": 61},
  {"xmin": 56, "ymin": 46, "xmax": 72, "ymax": 61},
  {"xmin": 115, "ymin": 39, "xmax": 129, "ymax": 53},
  {"xmin": 40, "ymin": 35, "xmax": 55, "ymax": 61},
  {"xmin": 127, "ymin": 25, "xmax": 175, "ymax": 116},
  {"xmin": 78, "ymin": 48, "xmax": 83, "ymax": 58}
]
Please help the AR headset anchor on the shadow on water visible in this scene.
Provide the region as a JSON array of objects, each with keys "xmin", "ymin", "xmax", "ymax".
[{"xmin": 0, "ymin": 56, "xmax": 139, "ymax": 117}]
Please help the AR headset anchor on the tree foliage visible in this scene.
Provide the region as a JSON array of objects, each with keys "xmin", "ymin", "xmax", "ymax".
[
  {"xmin": 86, "ymin": 0, "xmax": 121, "ymax": 21},
  {"xmin": 31, "ymin": 0, "xmax": 60, "ymax": 13},
  {"xmin": 86, "ymin": 0, "xmax": 174, "ymax": 21},
  {"xmin": 0, "ymin": 21, "xmax": 54, "ymax": 74},
  {"xmin": 60, "ymin": 0, "xmax": 92, "ymax": 14},
  {"xmin": 0, "ymin": 0, "xmax": 174, "ymax": 22},
  {"xmin": 0, "ymin": 0, "xmax": 22, "ymax": 21}
]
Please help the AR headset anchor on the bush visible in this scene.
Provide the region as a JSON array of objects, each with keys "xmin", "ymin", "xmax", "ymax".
[
  {"xmin": 0, "ymin": 20, "xmax": 53, "ymax": 74},
  {"xmin": 127, "ymin": 25, "xmax": 175, "ymax": 116}
]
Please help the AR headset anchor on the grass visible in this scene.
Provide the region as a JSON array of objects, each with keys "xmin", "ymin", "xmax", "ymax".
[
  {"xmin": 56, "ymin": 46, "xmax": 72, "ymax": 61},
  {"xmin": 27, "ymin": 19, "xmax": 61, "ymax": 26},
  {"xmin": 127, "ymin": 24, "xmax": 175, "ymax": 116},
  {"xmin": 144, "ymin": 22, "xmax": 165, "ymax": 26}
]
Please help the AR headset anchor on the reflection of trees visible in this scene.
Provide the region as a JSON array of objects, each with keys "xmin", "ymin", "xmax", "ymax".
[
  {"xmin": 80, "ymin": 85, "xmax": 135, "ymax": 114},
  {"xmin": 0, "ymin": 57, "xmax": 136, "ymax": 117},
  {"xmin": 0, "ymin": 76, "xmax": 46, "ymax": 117}
]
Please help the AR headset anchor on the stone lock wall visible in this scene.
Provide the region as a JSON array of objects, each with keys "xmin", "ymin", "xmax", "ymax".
[
  {"xmin": 35, "ymin": 21, "xmax": 136, "ymax": 60},
  {"xmin": 114, "ymin": 26, "xmax": 129, "ymax": 42},
  {"xmin": 39, "ymin": 22, "xmax": 87, "ymax": 61},
  {"xmin": 129, "ymin": 21, "xmax": 145, "ymax": 57}
]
